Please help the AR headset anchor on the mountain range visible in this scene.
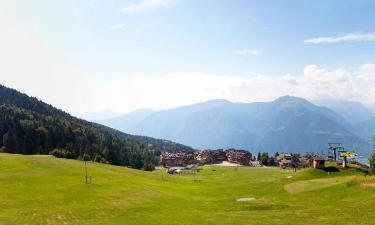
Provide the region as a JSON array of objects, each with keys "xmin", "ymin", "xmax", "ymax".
[{"xmin": 94, "ymin": 96, "xmax": 375, "ymax": 156}]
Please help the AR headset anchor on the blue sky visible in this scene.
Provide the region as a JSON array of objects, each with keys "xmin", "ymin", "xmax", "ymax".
[{"xmin": 1, "ymin": 0, "xmax": 375, "ymax": 115}]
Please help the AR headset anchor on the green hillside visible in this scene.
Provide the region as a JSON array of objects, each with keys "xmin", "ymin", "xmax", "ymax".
[
  {"xmin": 0, "ymin": 153, "xmax": 374, "ymax": 225},
  {"xmin": 0, "ymin": 84, "xmax": 193, "ymax": 171}
]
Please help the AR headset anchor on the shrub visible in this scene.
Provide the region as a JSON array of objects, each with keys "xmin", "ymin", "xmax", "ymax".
[
  {"xmin": 94, "ymin": 154, "xmax": 107, "ymax": 163},
  {"xmin": 143, "ymin": 163, "xmax": 155, "ymax": 171},
  {"xmin": 49, "ymin": 149, "xmax": 73, "ymax": 159},
  {"xmin": 0, "ymin": 146, "xmax": 6, "ymax": 153},
  {"xmin": 82, "ymin": 153, "xmax": 91, "ymax": 161}
]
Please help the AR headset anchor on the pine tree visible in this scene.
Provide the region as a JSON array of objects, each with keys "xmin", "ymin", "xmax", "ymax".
[
  {"xmin": 291, "ymin": 154, "xmax": 301, "ymax": 169},
  {"xmin": 2, "ymin": 130, "xmax": 16, "ymax": 152},
  {"xmin": 23, "ymin": 130, "xmax": 35, "ymax": 154},
  {"xmin": 260, "ymin": 152, "xmax": 269, "ymax": 166}
]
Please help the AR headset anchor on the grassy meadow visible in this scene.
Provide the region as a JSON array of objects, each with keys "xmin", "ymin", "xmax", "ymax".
[{"xmin": 0, "ymin": 153, "xmax": 375, "ymax": 225}]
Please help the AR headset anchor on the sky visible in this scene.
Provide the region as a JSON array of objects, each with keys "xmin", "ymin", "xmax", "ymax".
[{"xmin": 1, "ymin": 0, "xmax": 375, "ymax": 116}]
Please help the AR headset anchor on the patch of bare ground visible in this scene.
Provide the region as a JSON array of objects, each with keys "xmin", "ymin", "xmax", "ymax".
[
  {"xmin": 237, "ymin": 197, "xmax": 256, "ymax": 202},
  {"xmin": 360, "ymin": 182, "xmax": 375, "ymax": 189}
]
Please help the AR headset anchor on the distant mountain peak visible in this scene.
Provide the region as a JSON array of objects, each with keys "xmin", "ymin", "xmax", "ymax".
[
  {"xmin": 199, "ymin": 99, "xmax": 232, "ymax": 105},
  {"xmin": 275, "ymin": 95, "xmax": 309, "ymax": 103},
  {"xmin": 273, "ymin": 95, "xmax": 314, "ymax": 109}
]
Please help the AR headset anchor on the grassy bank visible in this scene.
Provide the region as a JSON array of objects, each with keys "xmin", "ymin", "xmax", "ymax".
[{"xmin": 0, "ymin": 153, "xmax": 374, "ymax": 225}]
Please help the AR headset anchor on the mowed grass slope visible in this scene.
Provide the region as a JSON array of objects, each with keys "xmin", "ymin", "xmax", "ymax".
[{"xmin": 0, "ymin": 154, "xmax": 375, "ymax": 225}]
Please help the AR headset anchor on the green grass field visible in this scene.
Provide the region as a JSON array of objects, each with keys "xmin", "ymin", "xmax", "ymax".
[{"xmin": 1, "ymin": 153, "xmax": 375, "ymax": 225}]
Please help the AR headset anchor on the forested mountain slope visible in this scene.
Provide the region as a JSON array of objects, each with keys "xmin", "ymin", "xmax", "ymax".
[{"xmin": 0, "ymin": 84, "xmax": 192, "ymax": 170}]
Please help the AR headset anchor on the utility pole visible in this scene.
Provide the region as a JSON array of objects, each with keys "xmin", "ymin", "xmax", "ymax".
[
  {"xmin": 85, "ymin": 160, "xmax": 88, "ymax": 184},
  {"xmin": 328, "ymin": 143, "xmax": 344, "ymax": 161},
  {"xmin": 83, "ymin": 153, "xmax": 90, "ymax": 184}
]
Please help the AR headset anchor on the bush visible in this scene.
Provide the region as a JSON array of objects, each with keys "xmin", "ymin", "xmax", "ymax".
[
  {"xmin": 82, "ymin": 153, "xmax": 91, "ymax": 161},
  {"xmin": 49, "ymin": 149, "xmax": 73, "ymax": 159},
  {"xmin": 0, "ymin": 146, "xmax": 6, "ymax": 153},
  {"xmin": 94, "ymin": 154, "xmax": 107, "ymax": 163},
  {"xmin": 143, "ymin": 163, "xmax": 155, "ymax": 171}
]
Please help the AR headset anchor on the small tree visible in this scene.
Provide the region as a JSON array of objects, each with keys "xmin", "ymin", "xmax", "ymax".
[
  {"xmin": 267, "ymin": 157, "xmax": 276, "ymax": 166},
  {"xmin": 291, "ymin": 154, "xmax": 301, "ymax": 171},
  {"xmin": 370, "ymin": 138, "xmax": 375, "ymax": 175},
  {"xmin": 260, "ymin": 152, "xmax": 269, "ymax": 166},
  {"xmin": 3, "ymin": 131, "xmax": 16, "ymax": 152},
  {"xmin": 82, "ymin": 153, "xmax": 91, "ymax": 161}
]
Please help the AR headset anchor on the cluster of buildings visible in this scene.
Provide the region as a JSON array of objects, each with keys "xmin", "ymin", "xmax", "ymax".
[
  {"xmin": 161, "ymin": 149, "xmax": 252, "ymax": 167},
  {"xmin": 276, "ymin": 153, "xmax": 328, "ymax": 169},
  {"xmin": 161, "ymin": 149, "xmax": 332, "ymax": 170}
]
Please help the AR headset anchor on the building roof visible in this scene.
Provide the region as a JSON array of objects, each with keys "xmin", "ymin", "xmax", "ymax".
[
  {"xmin": 313, "ymin": 156, "xmax": 328, "ymax": 161},
  {"xmin": 280, "ymin": 159, "xmax": 292, "ymax": 164}
]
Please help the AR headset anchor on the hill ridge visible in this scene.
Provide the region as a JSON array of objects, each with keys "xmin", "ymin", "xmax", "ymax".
[{"xmin": 0, "ymin": 84, "xmax": 193, "ymax": 170}]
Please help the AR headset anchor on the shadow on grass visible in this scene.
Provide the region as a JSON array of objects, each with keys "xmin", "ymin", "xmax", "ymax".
[{"xmin": 323, "ymin": 166, "xmax": 340, "ymax": 172}]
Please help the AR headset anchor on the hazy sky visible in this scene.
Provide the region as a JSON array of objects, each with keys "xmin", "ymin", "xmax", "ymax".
[{"xmin": 1, "ymin": 0, "xmax": 375, "ymax": 116}]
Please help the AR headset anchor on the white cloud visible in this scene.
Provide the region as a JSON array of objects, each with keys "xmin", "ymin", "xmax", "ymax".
[
  {"xmin": 305, "ymin": 33, "xmax": 375, "ymax": 44},
  {"xmin": 111, "ymin": 24, "xmax": 126, "ymax": 30},
  {"xmin": 85, "ymin": 64, "xmax": 375, "ymax": 113},
  {"xmin": 232, "ymin": 49, "xmax": 263, "ymax": 56},
  {"xmin": 121, "ymin": 0, "xmax": 175, "ymax": 15}
]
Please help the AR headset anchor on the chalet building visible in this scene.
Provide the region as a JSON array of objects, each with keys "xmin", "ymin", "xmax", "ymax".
[
  {"xmin": 312, "ymin": 157, "xmax": 327, "ymax": 169},
  {"xmin": 249, "ymin": 160, "xmax": 262, "ymax": 167},
  {"xmin": 276, "ymin": 153, "xmax": 292, "ymax": 168},
  {"xmin": 225, "ymin": 149, "xmax": 251, "ymax": 166},
  {"xmin": 160, "ymin": 151, "xmax": 195, "ymax": 167},
  {"xmin": 195, "ymin": 149, "xmax": 226, "ymax": 164},
  {"xmin": 299, "ymin": 157, "xmax": 311, "ymax": 168}
]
